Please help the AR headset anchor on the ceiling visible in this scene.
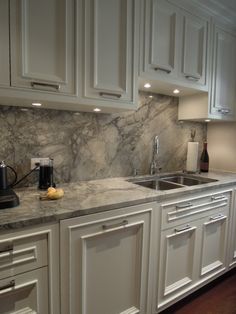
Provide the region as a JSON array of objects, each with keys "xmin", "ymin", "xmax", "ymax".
[
  {"xmin": 216, "ymin": 0, "xmax": 236, "ymax": 11},
  {"xmin": 194, "ymin": 0, "xmax": 236, "ymax": 26}
]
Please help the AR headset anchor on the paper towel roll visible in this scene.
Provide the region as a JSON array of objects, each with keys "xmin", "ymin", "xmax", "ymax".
[{"xmin": 186, "ymin": 142, "xmax": 199, "ymax": 172}]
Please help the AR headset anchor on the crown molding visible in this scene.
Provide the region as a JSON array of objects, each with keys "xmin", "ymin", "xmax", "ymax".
[{"xmin": 192, "ymin": 0, "xmax": 236, "ymax": 28}]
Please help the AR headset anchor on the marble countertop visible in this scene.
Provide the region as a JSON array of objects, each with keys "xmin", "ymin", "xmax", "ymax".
[{"xmin": 0, "ymin": 171, "xmax": 236, "ymax": 230}]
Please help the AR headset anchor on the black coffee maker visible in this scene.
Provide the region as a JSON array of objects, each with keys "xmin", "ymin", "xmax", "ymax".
[
  {"xmin": 0, "ymin": 161, "xmax": 19, "ymax": 209},
  {"xmin": 38, "ymin": 158, "xmax": 55, "ymax": 190}
]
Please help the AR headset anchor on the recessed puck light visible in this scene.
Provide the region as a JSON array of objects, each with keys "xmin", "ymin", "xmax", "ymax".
[{"xmin": 32, "ymin": 102, "xmax": 42, "ymax": 107}]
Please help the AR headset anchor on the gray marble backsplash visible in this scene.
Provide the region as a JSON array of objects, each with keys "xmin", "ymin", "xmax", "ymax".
[{"xmin": 0, "ymin": 91, "xmax": 206, "ymax": 187}]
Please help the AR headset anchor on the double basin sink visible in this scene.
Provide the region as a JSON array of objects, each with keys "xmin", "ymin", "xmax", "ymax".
[{"xmin": 129, "ymin": 174, "xmax": 218, "ymax": 191}]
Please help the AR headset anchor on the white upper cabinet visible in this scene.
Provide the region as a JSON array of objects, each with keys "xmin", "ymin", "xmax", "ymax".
[
  {"xmin": 149, "ymin": 0, "xmax": 179, "ymax": 77},
  {"xmin": 210, "ymin": 25, "xmax": 236, "ymax": 119},
  {"xmin": 141, "ymin": 0, "xmax": 179, "ymax": 80},
  {"xmin": 0, "ymin": 0, "xmax": 10, "ymax": 87},
  {"xmin": 179, "ymin": 22, "xmax": 236, "ymax": 122},
  {"xmin": 140, "ymin": 0, "xmax": 209, "ymax": 93},
  {"xmin": 81, "ymin": 0, "xmax": 139, "ymax": 109},
  {"xmin": 10, "ymin": 0, "xmax": 75, "ymax": 95},
  {"xmin": 180, "ymin": 10, "xmax": 208, "ymax": 86}
]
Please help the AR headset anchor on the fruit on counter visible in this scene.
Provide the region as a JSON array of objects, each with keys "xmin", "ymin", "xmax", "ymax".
[{"xmin": 40, "ymin": 187, "xmax": 64, "ymax": 200}]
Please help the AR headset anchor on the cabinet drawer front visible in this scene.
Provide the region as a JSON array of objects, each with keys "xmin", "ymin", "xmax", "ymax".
[
  {"xmin": 161, "ymin": 191, "xmax": 230, "ymax": 230},
  {"xmin": 0, "ymin": 232, "xmax": 48, "ymax": 280},
  {"xmin": 0, "ymin": 267, "xmax": 48, "ymax": 314}
]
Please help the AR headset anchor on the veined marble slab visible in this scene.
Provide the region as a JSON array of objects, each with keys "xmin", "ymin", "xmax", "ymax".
[{"xmin": 0, "ymin": 171, "xmax": 235, "ymax": 230}]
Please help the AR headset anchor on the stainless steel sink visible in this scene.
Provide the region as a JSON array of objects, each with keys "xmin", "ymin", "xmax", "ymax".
[
  {"xmin": 133, "ymin": 179, "xmax": 183, "ymax": 191},
  {"xmin": 162, "ymin": 175, "xmax": 218, "ymax": 186},
  {"xmin": 129, "ymin": 174, "xmax": 218, "ymax": 191}
]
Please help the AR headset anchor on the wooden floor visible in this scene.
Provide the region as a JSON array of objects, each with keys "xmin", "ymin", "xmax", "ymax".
[{"xmin": 160, "ymin": 269, "xmax": 236, "ymax": 314}]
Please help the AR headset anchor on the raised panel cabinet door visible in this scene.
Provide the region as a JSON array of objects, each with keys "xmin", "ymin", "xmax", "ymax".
[
  {"xmin": 181, "ymin": 11, "xmax": 207, "ymax": 86},
  {"xmin": 10, "ymin": 0, "xmax": 75, "ymax": 94},
  {"xmin": 0, "ymin": 0, "xmax": 10, "ymax": 87},
  {"xmin": 158, "ymin": 224, "xmax": 197, "ymax": 309},
  {"xmin": 210, "ymin": 27, "xmax": 236, "ymax": 118},
  {"xmin": 200, "ymin": 214, "xmax": 228, "ymax": 277},
  {"xmin": 60, "ymin": 207, "xmax": 153, "ymax": 314},
  {"xmin": 83, "ymin": 0, "xmax": 138, "ymax": 103},
  {"xmin": 143, "ymin": 0, "xmax": 179, "ymax": 78}
]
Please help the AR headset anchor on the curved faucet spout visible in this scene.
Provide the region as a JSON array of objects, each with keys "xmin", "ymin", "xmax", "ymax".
[{"xmin": 150, "ymin": 136, "xmax": 161, "ymax": 175}]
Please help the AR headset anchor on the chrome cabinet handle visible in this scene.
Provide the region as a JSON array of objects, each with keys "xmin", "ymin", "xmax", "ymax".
[
  {"xmin": 211, "ymin": 195, "xmax": 225, "ymax": 201},
  {"xmin": 184, "ymin": 74, "xmax": 200, "ymax": 81},
  {"xmin": 99, "ymin": 92, "xmax": 122, "ymax": 99},
  {"xmin": 175, "ymin": 224, "xmax": 191, "ymax": 233},
  {"xmin": 217, "ymin": 109, "xmax": 230, "ymax": 115},
  {"xmin": 210, "ymin": 214, "xmax": 225, "ymax": 221},
  {"xmin": 176, "ymin": 202, "xmax": 193, "ymax": 209},
  {"xmin": 102, "ymin": 220, "xmax": 128, "ymax": 230},
  {"xmin": 0, "ymin": 242, "xmax": 13, "ymax": 254},
  {"xmin": 154, "ymin": 66, "xmax": 171, "ymax": 74},
  {"xmin": 31, "ymin": 81, "xmax": 60, "ymax": 91},
  {"xmin": 0, "ymin": 280, "xmax": 15, "ymax": 291}
]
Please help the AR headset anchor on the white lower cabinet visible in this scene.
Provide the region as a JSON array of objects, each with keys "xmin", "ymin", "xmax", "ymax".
[
  {"xmin": 156, "ymin": 189, "xmax": 231, "ymax": 312},
  {"xmin": 60, "ymin": 203, "xmax": 156, "ymax": 314},
  {"xmin": 0, "ymin": 223, "xmax": 60, "ymax": 314},
  {"xmin": 228, "ymin": 188, "xmax": 236, "ymax": 268},
  {"xmin": 0, "ymin": 267, "xmax": 48, "ymax": 314}
]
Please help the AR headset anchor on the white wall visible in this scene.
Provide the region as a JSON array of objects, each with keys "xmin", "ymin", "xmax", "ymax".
[{"xmin": 207, "ymin": 122, "xmax": 236, "ymax": 172}]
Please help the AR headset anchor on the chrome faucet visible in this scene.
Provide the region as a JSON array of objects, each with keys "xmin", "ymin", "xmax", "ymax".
[{"xmin": 150, "ymin": 135, "xmax": 161, "ymax": 175}]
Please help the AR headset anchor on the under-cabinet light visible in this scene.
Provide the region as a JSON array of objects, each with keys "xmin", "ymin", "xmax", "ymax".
[
  {"xmin": 93, "ymin": 108, "xmax": 101, "ymax": 112},
  {"xmin": 144, "ymin": 83, "xmax": 151, "ymax": 88},
  {"xmin": 173, "ymin": 89, "xmax": 180, "ymax": 94},
  {"xmin": 32, "ymin": 102, "xmax": 42, "ymax": 107}
]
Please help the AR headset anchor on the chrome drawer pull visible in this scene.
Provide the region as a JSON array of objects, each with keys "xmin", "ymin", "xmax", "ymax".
[
  {"xmin": 184, "ymin": 74, "xmax": 200, "ymax": 81},
  {"xmin": 102, "ymin": 220, "xmax": 128, "ymax": 230},
  {"xmin": 210, "ymin": 214, "xmax": 225, "ymax": 221},
  {"xmin": 175, "ymin": 224, "xmax": 191, "ymax": 233},
  {"xmin": 0, "ymin": 280, "xmax": 15, "ymax": 291},
  {"xmin": 0, "ymin": 242, "xmax": 13, "ymax": 254},
  {"xmin": 176, "ymin": 202, "xmax": 193, "ymax": 209},
  {"xmin": 154, "ymin": 66, "xmax": 171, "ymax": 74},
  {"xmin": 31, "ymin": 81, "xmax": 60, "ymax": 91},
  {"xmin": 99, "ymin": 92, "xmax": 122, "ymax": 99},
  {"xmin": 211, "ymin": 195, "xmax": 225, "ymax": 201},
  {"xmin": 217, "ymin": 109, "xmax": 230, "ymax": 115}
]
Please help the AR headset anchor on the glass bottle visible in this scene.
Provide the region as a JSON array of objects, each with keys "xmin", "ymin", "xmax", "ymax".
[{"xmin": 200, "ymin": 142, "xmax": 209, "ymax": 172}]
